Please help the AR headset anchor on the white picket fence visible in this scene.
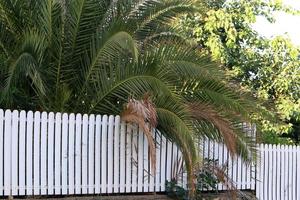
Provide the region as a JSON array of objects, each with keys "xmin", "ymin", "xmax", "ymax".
[
  {"xmin": 256, "ymin": 144, "xmax": 300, "ymax": 200},
  {"xmin": 0, "ymin": 109, "xmax": 255, "ymax": 197}
]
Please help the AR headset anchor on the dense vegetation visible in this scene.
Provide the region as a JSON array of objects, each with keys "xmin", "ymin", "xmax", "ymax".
[
  {"xmin": 177, "ymin": 0, "xmax": 300, "ymax": 144},
  {"xmin": 0, "ymin": 0, "xmax": 269, "ymax": 196}
]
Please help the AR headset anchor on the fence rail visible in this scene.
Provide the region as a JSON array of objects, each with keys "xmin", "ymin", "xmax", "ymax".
[{"xmin": 0, "ymin": 109, "xmax": 254, "ymax": 197}]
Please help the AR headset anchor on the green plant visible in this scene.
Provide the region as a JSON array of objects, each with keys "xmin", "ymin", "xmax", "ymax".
[
  {"xmin": 176, "ymin": 0, "xmax": 300, "ymax": 143},
  {"xmin": 196, "ymin": 158, "xmax": 220, "ymax": 192},
  {"xmin": 0, "ymin": 0, "xmax": 265, "ymax": 194},
  {"xmin": 166, "ymin": 179, "xmax": 188, "ymax": 200}
]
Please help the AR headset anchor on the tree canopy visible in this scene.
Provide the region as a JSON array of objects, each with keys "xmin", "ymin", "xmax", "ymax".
[
  {"xmin": 0, "ymin": 0, "xmax": 264, "ymax": 192},
  {"xmin": 177, "ymin": 0, "xmax": 300, "ymax": 143}
]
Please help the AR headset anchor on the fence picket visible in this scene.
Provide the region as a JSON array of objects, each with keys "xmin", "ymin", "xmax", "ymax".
[
  {"xmin": 0, "ymin": 110, "xmax": 260, "ymax": 197},
  {"xmin": 68, "ymin": 113, "xmax": 75, "ymax": 194},
  {"xmin": 131, "ymin": 126, "xmax": 138, "ymax": 193},
  {"xmin": 295, "ymin": 146, "xmax": 300, "ymax": 199},
  {"xmin": 40, "ymin": 112, "xmax": 48, "ymax": 195},
  {"xmin": 81, "ymin": 114, "xmax": 88, "ymax": 194},
  {"xmin": 143, "ymin": 131, "xmax": 149, "ymax": 192},
  {"xmin": 54, "ymin": 113, "xmax": 62, "ymax": 195},
  {"xmin": 19, "ymin": 111, "xmax": 26, "ymax": 195},
  {"xmin": 62, "ymin": 113, "xmax": 69, "ymax": 195},
  {"xmin": 101, "ymin": 115, "xmax": 108, "ymax": 193},
  {"xmin": 4, "ymin": 110, "xmax": 12, "ymax": 196},
  {"xmin": 274, "ymin": 146, "xmax": 279, "ymax": 200},
  {"xmin": 119, "ymin": 121, "xmax": 126, "ymax": 193},
  {"xmin": 107, "ymin": 115, "xmax": 114, "ymax": 193},
  {"xmin": 160, "ymin": 136, "xmax": 166, "ymax": 191},
  {"xmin": 126, "ymin": 123, "xmax": 132, "ymax": 193},
  {"xmin": 94, "ymin": 115, "xmax": 101, "ymax": 194},
  {"xmin": 288, "ymin": 145, "xmax": 293, "ymax": 200},
  {"xmin": 33, "ymin": 111, "xmax": 41, "ymax": 195},
  {"xmin": 0, "ymin": 110, "xmax": 3, "ymax": 196},
  {"xmin": 166, "ymin": 140, "xmax": 172, "ymax": 186},
  {"xmin": 88, "ymin": 114, "xmax": 95, "ymax": 194},
  {"xmin": 155, "ymin": 132, "xmax": 161, "ymax": 192},
  {"xmin": 114, "ymin": 116, "xmax": 120, "ymax": 193},
  {"xmin": 47, "ymin": 112, "xmax": 55, "ymax": 195},
  {"xmin": 256, "ymin": 144, "xmax": 261, "ymax": 200},
  {"xmin": 292, "ymin": 146, "xmax": 296, "ymax": 200},
  {"xmin": 11, "ymin": 110, "xmax": 18, "ymax": 195},
  {"xmin": 75, "ymin": 114, "xmax": 82, "ymax": 194},
  {"xmin": 137, "ymin": 126, "xmax": 143, "ymax": 192}
]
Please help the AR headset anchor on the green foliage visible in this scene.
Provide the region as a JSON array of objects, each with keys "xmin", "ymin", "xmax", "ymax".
[
  {"xmin": 166, "ymin": 180, "xmax": 189, "ymax": 200},
  {"xmin": 260, "ymin": 131, "xmax": 293, "ymax": 145},
  {"xmin": 196, "ymin": 159, "xmax": 220, "ymax": 192},
  {"xmin": 177, "ymin": 0, "xmax": 300, "ymax": 143},
  {"xmin": 0, "ymin": 0, "xmax": 264, "ymax": 191},
  {"xmin": 166, "ymin": 158, "xmax": 222, "ymax": 200}
]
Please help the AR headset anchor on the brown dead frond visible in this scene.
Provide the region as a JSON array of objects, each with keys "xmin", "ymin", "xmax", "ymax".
[
  {"xmin": 121, "ymin": 94, "xmax": 157, "ymax": 174},
  {"xmin": 187, "ymin": 102, "xmax": 237, "ymax": 156}
]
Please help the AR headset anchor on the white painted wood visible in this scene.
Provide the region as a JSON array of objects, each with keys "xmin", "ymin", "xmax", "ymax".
[
  {"xmin": 68, "ymin": 113, "xmax": 75, "ymax": 194},
  {"xmin": 250, "ymin": 153, "xmax": 255, "ymax": 190},
  {"xmin": 284, "ymin": 146, "xmax": 288, "ymax": 199},
  {"xmin": 262, "ymin": 144, "xmax": 265, "ymax": 200},
  {"xmin": 143, "ymin": 131, "xmax": 149, "ymax": 192},
  {"xmin": 119, "ymin": 121, "xmax": 126, "ymax": 193},
  {"xmin": 137, "ymin": 126, "xmax": 143, "ymax": 192},
  {"xmin": 264, "ymin": 144, "xmax": 269, "ymax": 200},
  {"xmin": 4, "ymin": 110, "xmax": 12, "ymax": 196},
  {"xmin": 54, "ymin": 113, "xmax": 62, "ymax": 195},
  {"xmin": 256, "ymin": 144, "xmax": 261, "ymax": 200},
  {"xmin": 88, "ymin": 114, "xmax": 95, "ymax": 194},
  {"xmin": 288, "ymin": 145, "xmax": 292, "ymax": 200},
  {"xmin": 33, "ymin": 111, "xmax": 41, "ymax": 195},
  {"xmin": 0, "ymin": 110, "xmax": 3, "ymax": 196},
  {"xmin": 280, "ymin": 145, "xmax": 284, "ymax": 200},
  {"xmin": 19, "ymin": 110, "xmax": 26, "ymax": 195},
  {"xmin": 0, "ymin": 111, "xmax": 261, "ymax": 197},
  {"xmin": 218, "ymin": 143, "xmax": 224, "ymax": 190},
  {"xmin": 101, "ymin": 115, "xmax": 108, "ymax": 193},
  {"xmin": 222, "ymin": 143, "xmax": 228, "ymax": 190},
  {"xmin": 155, "ymin": 132, "xmax": 161, "ymax": 192},
  {"xmin": 275, "ymin": 146, "xmax": 280, "ymax": 200},
  {"xmin": 292, "ymin": 146, "xmax": 296, "ymax": 200},
  {"xmin": 131, "ymin": 126, "xmax": 138, "ymax": 193},
  {"xmin": 160, "ymin": 135, "xmax": 166, "ymax": 191},
  {"xmin": 40, "ymin": 112, "xmax": 48, "ymax": 195},
  {"xmin": 166, "ymin": 140, "xmax": 172, "ymax": 184},
  {"xmin": 94, "ymin": 115, "xmax": 101, "ymax": 194},
  {"xmin": 126, "ymin": 124, "xmax": 132, "ymax": 193},
  {"xmin": 81, "ymin": 114, "xmax": 88, "ymax": 194},
  {"xmin": 48, "ymin": 112, "xmax": 55, "ymax": 195},
  {"xmin": 177, "ymin": 147, "xmax": 183, "ymax": 188},
  {"xmin": 75, "ymin": 114, "xmax": 82, "ymax": 194},
  {"xmin": 11, "ymin": 110, "xmax": 18, "ymax": 195},
  {"xmin": 297, "ymin": 146, "xmax": 300, "ymax": 200},
  {"xmin": 107, "ymin": 115, "xmax": 114, "ymax": 193},
  {"xmin": 114, "ymin": 116, "xmax": 120, "ymax": 193},
  {"xmin": 269, "ymin": 145, "xmax": 273, "ymax": 200},
  {"xmin": 62, "ymin": 113, "xmax": 69, "ymax": 195},
  {"xmin": 232, "ymin": 154, "xmax": 237, "ymax": 190},
  {"xmin": 149, "ymin": 129, "xmax": 155, "ymax": 192}
]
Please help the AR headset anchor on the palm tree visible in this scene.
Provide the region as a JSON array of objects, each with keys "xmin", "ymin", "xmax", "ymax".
[{"xmin": 0, "ymin": 0, "xmax": 262, "ymax": 193}]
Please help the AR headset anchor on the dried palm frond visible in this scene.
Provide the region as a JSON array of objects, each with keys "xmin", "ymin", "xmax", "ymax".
[
  {"xmin": 187, "ymin": 102, "xmax": 237, "ymax": 156},
  {"xmin": 121, "ymin": 94, "xmax": 157, "ymax": 173}
]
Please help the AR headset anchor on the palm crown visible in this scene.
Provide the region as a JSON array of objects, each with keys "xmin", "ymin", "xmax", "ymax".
[{"xmin": 0, "ymin": 0, "xmax": 261, "ymax": 191}]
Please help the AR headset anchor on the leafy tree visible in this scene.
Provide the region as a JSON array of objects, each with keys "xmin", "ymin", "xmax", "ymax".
[
  {"xmin": 177, "ymin": 0, "xmax": 300, "ymax": 143},
  {"xmin": 0, "ymin": 0, "xmax": 263, "ymax": 192}
]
